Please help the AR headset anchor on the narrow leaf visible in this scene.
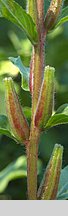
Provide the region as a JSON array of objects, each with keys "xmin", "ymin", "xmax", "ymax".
[
  {"xmin": 46, "ymin": 114, "xmax": 68, "ymax": 129},
  {"xmin": 0, "ymin": 115, "xmax": 17, "ymax": 142},
  {"xmin": 9, "ymin": 56, "xmax": 30, "ymax": 91},
  {"xmin": 56, "ymin": 6, "xmax": 68, "ymax": 27},
  {"xmin": 0, "ymin": 0, "xmax": 38, "ymax": 45},
  {"xmin": 45, "ymin": 104, "xmax": 68, "ymax": 129},
  {"xmin": 0, "ymin": 156, "xmax": 42, "ymax": 193},
  {"xmin": 0, "ymin": 128, "xmax": 17, "ymax": 142},
  {"xmin": 56, "ymin": 103, "xmax": 68, "ymax": 115},
  {"xmin": 57, "ymin": 166, "xmax": 68, "ymax": 200},
  {"xmin": 0, "ymin": 115, "xmax": 8, "ymax": 128}
]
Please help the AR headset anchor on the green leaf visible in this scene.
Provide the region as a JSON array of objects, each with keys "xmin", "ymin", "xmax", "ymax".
[
  {"xmin": 44, "ymin": 0, "xmax": 51, "ymax": 16},
  {"xmin": 0, "ymin": 128, "xmax": 17, "ymax": 142},
  {"xmin": 56, "ymin": 6, "xmax": 68, "ymax": 27},
  {"xmin": 57, "ymin": 166, "xmax": 68, "ymax": 200},
  {"xmin": 0, "ymin": 115, "xmax": 18, "ymax": 142},
  {"xmin": 56, "ymin": 103, "xmax": 68, "ymax": 115},
  {"xmin": 0, "ymin": 115, "xmax": 8, "ymax": 128},
  {"xmin": 0, "ymin": 156, "xmax": 42, "ymax": 193},
  {"xmin": 23, "ymin": 107, "xmax": 31, "ymax": 121},
  {"xmin": 45, "ymin": 104, "xmax": 68, "ymax": 129},
  {"xmin": 0, "ymin": 0, "xmax": 38, "ymax": 45},
  {"xmin": 9, "ymin": 56, "xmax": 30, "ymax": 91}
]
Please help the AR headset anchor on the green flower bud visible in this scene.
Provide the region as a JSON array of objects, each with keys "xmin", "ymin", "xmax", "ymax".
[
  {"xmin": 4, "ymin": 77, "xmax": 30, "ymax": 144},
  {"xmin": 44, "ymin": 0, "xmax": 62, "ymax": 32},
  {"xmin": 37, "ymin": 144, "xmax": 63, "ymax": 200},
  {"xmin": 35, "ymin": 66, "xmax": 55, "ymax": 129}
]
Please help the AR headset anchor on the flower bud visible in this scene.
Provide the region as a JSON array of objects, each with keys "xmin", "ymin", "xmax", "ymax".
[
  {"xmin": 44, "ymin": 0, "xmax": 62, "ymax": 32},
  {"xmin": 35, "ymin": 66, "xmax": 55, "ymax": 129},
  {"xmin": 4, "ymin": 77, "xmax": 30, "ymax": 144},
  {"xmin": 37, "ymin": 144, "xmax": 63, "ymax": 200}
]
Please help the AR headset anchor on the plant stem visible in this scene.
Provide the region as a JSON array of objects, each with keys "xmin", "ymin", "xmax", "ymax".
[
  {"xmin": 27, "ymin": 127, "xmax": 40, "ymax": 200},
  {"xmin": 37, "ymin": 0, "xmax": 44, "ymax": 24},
  {"xmin": 27, "ymin": 0, "xmax": 45, "ymax": 200},
  {"xmin": 27, "ymin": 41, "xmax": 45, "ymax": 200}
]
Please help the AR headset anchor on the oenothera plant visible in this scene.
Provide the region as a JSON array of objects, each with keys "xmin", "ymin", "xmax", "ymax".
[{"xmin": 0, "ymin": 0, "xmax": 68, "ymax": 200}]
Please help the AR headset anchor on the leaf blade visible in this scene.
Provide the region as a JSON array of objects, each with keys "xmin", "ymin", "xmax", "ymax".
[
  {"xmin": 0, "ymin": 0, "xmax": 38, "ymax": 45},
  {"xmin": 0, "ymin": 156, "xmax": 42, "ymax": 193},
  {"xmin": 55, "ymin": 6, "xmax": 68, "ymax": 27},
  {"xmin": 45, "ymin": 104, "xmax": 68, "ymax": 129},
  {"xmin": 46, "ymin": 114, "xmax": 68, "ymax": 129},
  {"xmin": 9, "ymin": 56, "xmax": 30, "ymax": 91},
  {"xmin": 57, "ymin": 166, "xmax": 68, "ymax": 200},
  {"xmin": 0, "ymin": 115, "xmax": 18, "ymax": 142}
]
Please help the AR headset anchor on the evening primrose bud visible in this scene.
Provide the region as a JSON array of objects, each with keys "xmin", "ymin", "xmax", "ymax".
[
  {"xmin": 37, "ymin": 144, "xmax": 63, "ymax": 200},
  {"xmin": 4, "ymin": 77, "xmax": 30, "ymax": 144},
  {"xmin": 35, "ymin": 66, "xmax": 55, "ymax": 129},
  {"xmin": 44, "ymin": 0, "xmax": 62, "ymax": 32}
]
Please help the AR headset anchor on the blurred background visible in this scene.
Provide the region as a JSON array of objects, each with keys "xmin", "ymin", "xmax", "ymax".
[{"xmin": 0, "ymin": 0, "xmax": 68, "ymax": 199}]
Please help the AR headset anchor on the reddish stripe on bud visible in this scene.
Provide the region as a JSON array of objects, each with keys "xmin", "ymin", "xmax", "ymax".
[
  {"xmin": 37, "ymin": 144, "xmax": 63, "ymax": 200},
  {"xmin": 4, "ymin": 77, "xmax": 30, "ymax": 144},
  {"xmin": 35, "ymin": 66, "xmax": 55, "ymax": 129},
  {"xmin": 44, "ymin": 0, "xmax": 62, "ymax": 32}
]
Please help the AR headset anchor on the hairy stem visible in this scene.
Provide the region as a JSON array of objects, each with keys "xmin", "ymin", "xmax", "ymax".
[
  {"xmin": 27, "ymin": 0, "xmax": 45, "ymax": 200},
  {"xmin": 27, "ymin": 127, "xmax": 40, "ymax": 200},
  {"xmin": 27, "ymin": 42, "xmax": 45, "ymax": 200},
  {"xmin": 37, "ymin": 0, "xmax": 44, "ymax": 24}
]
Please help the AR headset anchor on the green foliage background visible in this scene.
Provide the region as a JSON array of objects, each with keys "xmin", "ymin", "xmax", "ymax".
[{"xmin": 0, "ymin": 0, "xmax": 68, "ymax": 199}]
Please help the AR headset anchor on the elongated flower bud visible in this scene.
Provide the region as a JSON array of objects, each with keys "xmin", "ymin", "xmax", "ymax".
[
  {"xmin": 4, "ymin": 77, "xmax": 30, "ymax": 144},
  {"xmin": 44, "ymin": 0, "xmax": 62, "ymax": 32},
  {"xmin": 35, "ymin": 66, "xmax": 55, "ymax": 129},
  {"xmin": 37, "ymin": 144, "xmax": 63, "ymax": 200}
]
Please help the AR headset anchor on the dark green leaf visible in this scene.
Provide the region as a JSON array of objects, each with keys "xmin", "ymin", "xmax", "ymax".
[
  {"xmin": 56, "ymin": 6, "xmax": 68, "ymax": 27},
  {"xmin": 0, "ymin": 156, "xmax": 42, "ymax": 193},
  {"xmin": 0, "ymin": 128, "xmax": 17, "ymax": 142},
  {"xmin": 45, "ymin": 104, "xmax": 68, "ymax": 129},
  {"xmin": 57, "ymin": 166, "xmax": 68, "ymax": 200},
  {"xmin": 0, "ymin": 0, "xmax": 38, "ymax": 45},
  {"xmin": 0, "ymin": 115, "xmax": 8, "ymax": 128},
  {"xmin": 0, "ymin": 115, "xmax": 18, "ymax": 142},
  {"xmin": 9, "ymin": 56, "xmax": 30, "ymax": 91},
  {"xmin": 44, "ymin": 0, "xmax": 51, "ymax": 16},
  {"xmin": 56, "ymin": 103, "xmax": 68, "ymax": 115},
  {"xmin": 23, "ymin": 107, "xmax": 31, "ymax": 120}
]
